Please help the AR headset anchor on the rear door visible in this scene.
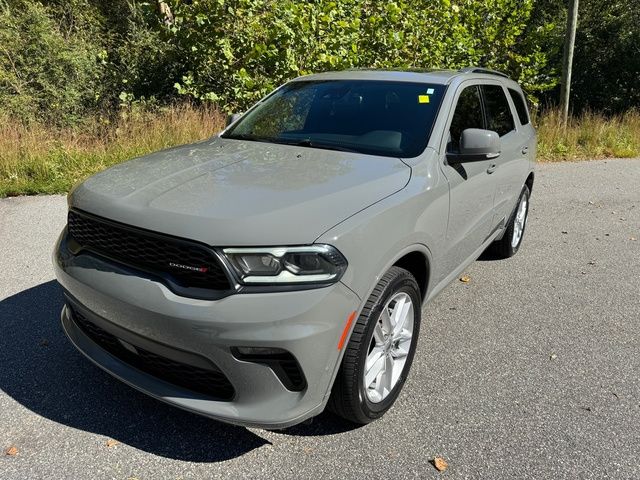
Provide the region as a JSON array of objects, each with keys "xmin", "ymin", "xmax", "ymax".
[
  {"xmin": 438, "ymin": 82, "xmax": 496, "ymax": 278},
  {"xmin": 479, "ymin": 83, "xmax": 530, "ymax": 227},
  {"xmin": 507, "ymin": 85, "xmax": 537, "ymax": 170}
]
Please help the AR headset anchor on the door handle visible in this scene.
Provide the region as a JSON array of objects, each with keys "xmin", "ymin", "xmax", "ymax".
[
  {"xmin": 521, "ymin": 146, "xmax": 529, "ymax": 155},
  {"xmin": 487, "ymin": 163, "xmax": 497, "ymax": 174}
]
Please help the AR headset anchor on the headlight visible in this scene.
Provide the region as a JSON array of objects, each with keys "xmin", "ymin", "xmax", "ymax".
[{"xmin": 222, "ymin": 245, "xmax": 347, "ymax": 285}]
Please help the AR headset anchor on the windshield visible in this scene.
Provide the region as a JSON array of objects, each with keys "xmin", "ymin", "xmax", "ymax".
[{"xmin": 222, "ymin": 80, "xmax": 446, "ymax": 158}]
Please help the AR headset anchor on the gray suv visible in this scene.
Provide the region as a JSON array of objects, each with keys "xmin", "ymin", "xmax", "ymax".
[{"xmin": 54, "ymin": 68, "xmax": 535, "ymax": 428}]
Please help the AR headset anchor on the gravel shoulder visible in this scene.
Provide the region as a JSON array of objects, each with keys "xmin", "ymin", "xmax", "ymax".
[{"xmin": 1, "ymin": 159, "xmax": 639, "ymax": 479}]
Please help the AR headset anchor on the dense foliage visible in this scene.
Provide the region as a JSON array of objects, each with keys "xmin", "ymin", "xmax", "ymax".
[
  {"xmin": 0, "ymin": 0, "xmax": 638, "ymax": 125},
  {"xmin": 168, "ymin": 0, "xmax": 553, "ymax": 111},
  {"xmin": 0, "ymin": 0, "xmax": 103, "ymax": 123},
  {"xmin": 526, "ymin": 0, "xmax": 640, "ymax": 113},
  {"xmin": 571, "ymin": 0, "xmax": 640, "ymax": 113}
]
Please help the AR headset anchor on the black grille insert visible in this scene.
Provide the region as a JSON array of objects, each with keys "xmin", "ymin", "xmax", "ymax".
[
  {"xmin": 70, "ymin": 307, "xmax": 235, "ymax": 400},
  {"xmin": 67, "ymin": 209, "xmax": 231, "ymax": 293}
]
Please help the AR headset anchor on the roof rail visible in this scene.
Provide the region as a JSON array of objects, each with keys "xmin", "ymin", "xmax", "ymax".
[{"xmin": 458, "ymin": 67, "xmax": 509, "ymax": 78}]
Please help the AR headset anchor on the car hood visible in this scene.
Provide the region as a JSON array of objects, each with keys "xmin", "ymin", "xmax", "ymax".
[{"xmin": 69, "ymin": 137, "xmax": 411, "ymax": 245}]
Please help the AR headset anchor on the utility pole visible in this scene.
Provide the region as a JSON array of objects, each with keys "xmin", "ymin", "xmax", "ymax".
[{"xmin": 560, "ymin": 0, "xmax": 579, "ymax": 127}]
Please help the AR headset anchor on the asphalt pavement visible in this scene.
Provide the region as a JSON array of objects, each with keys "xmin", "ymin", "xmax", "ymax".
[{"xmin": 1, "ymin": 158, "xmax": 639, "ymax": 479}]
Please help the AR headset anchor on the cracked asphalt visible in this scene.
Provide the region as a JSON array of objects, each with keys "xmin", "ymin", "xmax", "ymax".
[{"xmin": 1, "ymin": 158, "xmax": 639, "ymax": 479}]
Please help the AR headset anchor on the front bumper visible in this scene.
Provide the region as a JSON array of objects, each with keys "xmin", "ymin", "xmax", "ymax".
[{"xmin": 54, "ymin": 231, "xmax": 361, "ymax": 429}]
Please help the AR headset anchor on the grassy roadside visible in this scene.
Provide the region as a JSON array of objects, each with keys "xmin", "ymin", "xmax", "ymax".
[
  {"xmin": 535, "ymin": 109, "xmax": 640, "ymax": 161},
  {"xmin": 0, "ymin": 104, "xmax": 225, "ymax": 197},
  {"xmin": 1, "ymin": 106, "xmax": 638, "ymax": 197}
]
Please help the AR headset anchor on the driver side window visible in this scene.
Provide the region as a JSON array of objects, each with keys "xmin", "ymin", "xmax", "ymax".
[{"xmin": 448, "ymin": 85, "xmax": 484, "ymax": 153}]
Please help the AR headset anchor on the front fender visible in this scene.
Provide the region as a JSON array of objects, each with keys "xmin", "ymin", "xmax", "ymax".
[{"xmin": 317, "ymin": 154, "xmax": 449, "ymax": 305}]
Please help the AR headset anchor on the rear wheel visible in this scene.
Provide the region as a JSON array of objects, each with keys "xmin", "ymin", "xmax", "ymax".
[
  {"xmin": 490, "ymin": 184, "xmax": 530, "ymax": 258},
  {"xmin": 328, "ymin": 266, "xmax": 421, "ymax": 424}
]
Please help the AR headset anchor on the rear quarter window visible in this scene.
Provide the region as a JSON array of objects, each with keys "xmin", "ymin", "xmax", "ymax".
[{"xmin": 508, "ymin": 88, "xmax": 530, "ymax": 125}]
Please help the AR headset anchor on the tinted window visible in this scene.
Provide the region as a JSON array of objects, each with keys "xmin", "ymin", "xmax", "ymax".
[
  {"xmin": 481, "ymin": 85, "xmax": 515, "ymax": 136},
  {"xmin": 448, "ymin": 85, "xmax": 484, "ymax": 152},
  {"xmin": 508, "ymin": 88, "xmax": 530, "ymax": 125},
  {"xmin": 223, "ymin": 80, "xmax": 446, "ymax": 157}
]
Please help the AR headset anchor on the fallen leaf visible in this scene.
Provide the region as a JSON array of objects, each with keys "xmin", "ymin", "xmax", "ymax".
[
  {"xmin": 432, "ymin": 457, "xmax": 448, "ymax": 472},
  {"xmin": 5, "ymin": 446, "xmax": 18, "ymax": 456},
  {"xmin": 459, "ymin": 275, "xmax": 470, "ymax": 283},
  {"xmin": 106, "ymin": 439, "xmax": 119, "ymax": 448}
]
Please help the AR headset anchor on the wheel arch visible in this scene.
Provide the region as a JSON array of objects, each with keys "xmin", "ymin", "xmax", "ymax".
[
  {"xmin": 525, "ymin": 171, "xmax": 534, "ymax": 194},
  {"xmin": 392, "ymin": 250, "xmax": 430, "ymax": 303}
]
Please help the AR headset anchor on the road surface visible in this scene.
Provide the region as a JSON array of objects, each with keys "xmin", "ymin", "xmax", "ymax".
[{"xmin": 1, "ymin": 158, "xmax": 639, "ymax": 479}]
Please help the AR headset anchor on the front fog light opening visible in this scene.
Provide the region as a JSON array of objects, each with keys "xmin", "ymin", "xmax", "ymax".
[
  {"xmin": 231, "ymin": 346, "xmax": 307, "ymax": 391},
  {"xmin": 235, "ymin": 346, "xmax": 286, "ymax": 356}
]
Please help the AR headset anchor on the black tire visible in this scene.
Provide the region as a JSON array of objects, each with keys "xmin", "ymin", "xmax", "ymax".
[
  {"xmin": 328, "ymin": 266, "xmax": 421, "ymax": 424},
  {"xmin": 489, "ymin": 184, "xmax": 530, "ymax": 259}
]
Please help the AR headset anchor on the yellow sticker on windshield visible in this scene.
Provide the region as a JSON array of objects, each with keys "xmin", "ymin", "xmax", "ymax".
[{"xmin": 418, "ymin": 95, "xmax": 430, "ymax": 104}]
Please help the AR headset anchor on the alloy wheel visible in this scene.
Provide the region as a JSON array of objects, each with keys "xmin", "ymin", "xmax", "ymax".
[
  {"xmin": 511, "ymin": 195, "xmax": 528, "ymax": 248},
  {"xmin": 363, "ymin": 292, "xmax": 414, "ymax": 403}
]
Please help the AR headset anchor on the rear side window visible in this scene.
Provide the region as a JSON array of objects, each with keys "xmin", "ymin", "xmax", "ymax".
[
  {"xmin": 508, "ymin": 88, "xmax": 530, "ymax": 125},
  {"xmin": 448, "ymin": 85, "xmax": 484, "ymax": 152},
  {"xmin": 481, "ymin": 85, "xmax": 515, "ymax": 136}
]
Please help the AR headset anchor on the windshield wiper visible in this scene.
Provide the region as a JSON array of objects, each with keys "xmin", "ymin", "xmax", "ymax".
[
  {"xmin": 291, "ymin": 139, "xmax": 360, "ymax": 153},
  {"xmin": 222, "ymin": 133, "xmax": 283, "ymax": 144},
  {"xmin": 224, "ymin": 134, "xmax": 361, "ymax": 153}
]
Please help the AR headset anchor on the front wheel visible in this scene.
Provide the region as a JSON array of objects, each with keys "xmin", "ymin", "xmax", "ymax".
[
  {"xmin": 490, "ymin": 184, "xmax": 530, "ymax": 258},
  {"xmin": 328, "ymin": 266, "xmax": 421, "ymax": 424}
]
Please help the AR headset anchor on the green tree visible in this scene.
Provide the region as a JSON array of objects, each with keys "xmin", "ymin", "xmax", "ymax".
[
  {"xmin": 526, "ymin": 0, "xmax": 640, "ymax": 113},
  {"xmin": 0, "ymin": 0, "xmax": 103, "ymax": 124},
  {"xmin": 168, "ymin": 0, "xmax": 557, "ymax": 111},
  {"xmin": 571, "ymin": 0, "xmax": 640, "ymax": 113}
]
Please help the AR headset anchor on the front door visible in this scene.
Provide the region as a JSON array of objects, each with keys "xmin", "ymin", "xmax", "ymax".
[{"xmin": 439, "ymin": 83, "xmax": 496, "ymax": 278}]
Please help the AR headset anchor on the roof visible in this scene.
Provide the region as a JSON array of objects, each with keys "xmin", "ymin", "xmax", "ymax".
[{"xmin": 293, "ymin": 67, "xmax": 510, "ymax": 85}]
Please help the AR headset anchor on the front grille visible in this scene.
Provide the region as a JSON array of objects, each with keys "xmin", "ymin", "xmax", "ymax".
[
  {"xmin": 67, "ymin": 209, "xmax": 231, "ymax": 293},
  {"xmin": 71, "ymin": 307, "xmax": 235, "ymax": 400}
]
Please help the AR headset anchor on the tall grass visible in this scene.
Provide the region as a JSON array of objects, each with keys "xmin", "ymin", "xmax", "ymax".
[
  {"xmin": 1, "ymin": 105, "xmax": 639, "ymax": 197},
  {"xmin": 0, "ymin": 104, "xmax": 225, "ymax": 197},
  {"xmin": 535, "ymin": 108, "xmax": 640, "ymax": 161}
]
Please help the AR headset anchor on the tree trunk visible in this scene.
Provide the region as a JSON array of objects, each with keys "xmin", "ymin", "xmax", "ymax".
[
  {"xmin": 560, "ymin": 0, "xmax": 579, "ymax": 127},
  {"xmin": 157, "ymin": 1, "xmax": 174, "ymax": 25}
]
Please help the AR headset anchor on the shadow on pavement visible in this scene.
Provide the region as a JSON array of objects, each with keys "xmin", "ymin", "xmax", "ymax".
[
  {"xmin": 0, "ymin": 281, "xmax": 273, "ymax": 462},
  {"xmin": 273, "ymin": 410, "xmax": 363, "ymax": 436},
  {"xmin": 477, "ymin": 247, "xmax": 506, "ymax": 262}
]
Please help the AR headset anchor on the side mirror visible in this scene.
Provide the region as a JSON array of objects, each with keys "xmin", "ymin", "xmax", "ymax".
[
  {"xmin": 451, "ymin": 128, "xmax": 501, "ymax": 161},
  {"xmin": 226, "ymin": 113, "xmax": 243, "ymax": 127}
]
